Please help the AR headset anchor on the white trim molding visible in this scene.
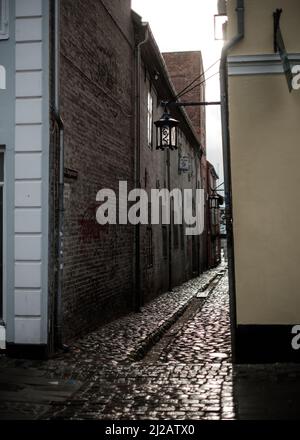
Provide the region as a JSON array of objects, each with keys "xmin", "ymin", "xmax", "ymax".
[
  {"xmin": 228, "ymin": 53, "xmax": 300, "ymax": 76},
  {"xmin": 0, "ymin": 325, "xmax": 5, "ymax": 349}
]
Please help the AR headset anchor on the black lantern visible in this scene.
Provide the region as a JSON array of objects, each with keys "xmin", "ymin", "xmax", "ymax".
[
  {"xmin": 154, "ymin": 106, "xmax": 179, "ymax": 151},
  {"xmin": 209, "ymin": 193, "xmax": 220, "ymax": 209}
]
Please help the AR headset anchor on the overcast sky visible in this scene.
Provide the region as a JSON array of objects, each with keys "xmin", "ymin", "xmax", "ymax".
[{"xmin": 131, "ymin": 0, "xmax": 224, "ymax": 184}]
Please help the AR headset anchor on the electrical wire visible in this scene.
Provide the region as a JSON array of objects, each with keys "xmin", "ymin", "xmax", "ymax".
[
  {"xmin": 174, "ymin": 58, "xmax": 221, "ymax": 101},
  {"xmin": 177, "ymin": 71, "xmax": 220, "ymax": 99}
]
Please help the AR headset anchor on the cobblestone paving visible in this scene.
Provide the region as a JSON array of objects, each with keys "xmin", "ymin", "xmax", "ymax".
[
  {"xmin": 48, "ymin": 275, "xmax": 234, "ymax": 420},
  {"xmin": 0, "ymin": 266, "xmax": 223, "ymax": 383},
  {"xmin": 47, "ymin": 274, "xmax": 300, "ymax": 420},
  {"xmin": 0, "ymin": 267, "xmax": 225, "ymax": 420},
  {"xmin": 49, "ymin": 362, "xmax": 234, "ymax": 420},
  {"xmin": 160, "ymin": 277, "xmax": 231, "ymax": 364},
  {"xmin": 3, "ymin": 265, "xmax": 300, "ymax": 420}
]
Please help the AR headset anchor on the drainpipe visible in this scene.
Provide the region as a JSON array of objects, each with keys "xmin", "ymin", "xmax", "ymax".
[
  {"xmin": 134, "ymin": 26, "xmax": 149, "ymax": 312},
  {"xmin": 52, "ymin": 0, "xmax": 65, "ymax": 349},
  {"xmin": 220, "ymin": 0, "xmax": 244, "ymax": 362},
  {"xmin": 167, "ymin": 149, "xmax": 172, "ymax": 290},
  {"xmin": 195, "ymin": 152, "xmax": 201, "ymax": 277}
]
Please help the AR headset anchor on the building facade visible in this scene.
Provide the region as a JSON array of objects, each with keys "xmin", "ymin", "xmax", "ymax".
[
  {"xmin": 134, "ymin": 34, "xmax": 206, "ymax": 304},
  {"xmin": 0, "ymin": 0, "xmax": 216, "ymax": 357},
  {"xmin": 223, "ymin": 0, "xmax": 300, "ymax": 362},
  {"xmin": 163, "ymin": 51, "xmax": 209, "ymax": 274},
  {"xmin": 0, "ymin": 0, "xmax": 51, "ymax": 356},
  {"xmin": 206, "ymin": 161, "xmax": 222, "ymax": 269}
]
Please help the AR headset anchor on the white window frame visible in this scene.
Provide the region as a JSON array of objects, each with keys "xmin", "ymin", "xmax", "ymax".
[
  {"xmin": 147, "ymin": 91, "xmax": 153, "ymax": 148},
  {"xmin": 0, "ymin": 0, "xmax": 9, "ymax": 40}
]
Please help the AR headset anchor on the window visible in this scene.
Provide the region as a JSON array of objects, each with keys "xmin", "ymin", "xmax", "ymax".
[
  {"xmin": 0, "ymin": 151, "xmax": 3, "ymax": 319},
  {"xmin": 146, "ymin": 226, "xmax": 153, "ymax": 268},
  {"xmin": 147, "ymin": 91, "xmax": 153, "ymax": 148},
  {"xmin": 0, "ymin": 0, "xmax": 9, "ymax": 40}
]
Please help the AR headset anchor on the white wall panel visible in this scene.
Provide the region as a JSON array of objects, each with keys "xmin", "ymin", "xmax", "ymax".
[
  {"xmin": 15, "ymin": 262, "xmax": 42, "ymax": 289},
  {"xmin": 16, "ymin": 0, "xmax": 43, "ymax": 18},
  {"xmin": 14, "ymin": 318, "xmax": 41, "ymax": 344},
  {"xmin": 9, "ymin": 0, "xmax": 50, "ymax": 346},
  {"xmin": 15, "ymin": 181, "xmax": 42, "ymax": 207},
  {"xmin": 16, "ymin": 71, "xmax": 42, "ymax": 97},
  {"xmin": 15, "ymin": 291, "xmax": 41, "ymax": 316},
  {"xmin": 16, "ymin": 18, "xmax": 42, "ymax": 42},
  {"xmin": 16, "ymin": 42, "xmax": 42, "ymax": 70},
  {"xmin": 15, "ymin": 208, "xmax": 42, "ymax": 233},
  {"xmin": 15, "ymin": 235, "xmax": 42, "ymax": 261},
  {"xmin": 15, "ymin": 125, "xmax": 42, "ymax": 152},
  {"xmin": 15, "ymin": 153, "xmax": 42, "ymax": 179},
  {"xmin": 16, "ymin": 98, "xmax": 42, "ymax": 124}
]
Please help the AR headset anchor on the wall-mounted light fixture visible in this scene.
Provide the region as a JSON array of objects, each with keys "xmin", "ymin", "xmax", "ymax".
[
  {"xmin": 154, "ymin": 100, "xmax": 220, "ymax": 151},
  {"xmin": 209, "ymin": 193, "xmax": 220, "ymax": 210},
  {"xmin": 154, "ymin": 104, "xmax": 179, "ymax": 151}
]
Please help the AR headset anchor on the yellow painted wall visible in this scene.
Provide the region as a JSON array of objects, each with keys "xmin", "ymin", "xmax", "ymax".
[
  {"xmin": 227, "ymin": 0, "xmax": 300, "ymax": 55},
  {"xmin": 227, "ymin": 0, "xmax": 300, "ymax": 324}
]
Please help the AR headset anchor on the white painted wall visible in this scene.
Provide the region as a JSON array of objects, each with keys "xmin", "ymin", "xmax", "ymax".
[{"xmin": 13, "ymin": 0, "xmax": 49, "ymax": 345}]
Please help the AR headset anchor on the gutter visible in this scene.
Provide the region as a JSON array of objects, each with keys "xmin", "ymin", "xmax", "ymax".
[
  {"xmin": 167, "ymin": 148, "xmax": 172, "ymax": 290},
  {"xmin": 219, "ymin": 0, "xmax": 244, "ymax": 362},
  {"xmin": 134, "ymin": 24, "xmax": 149, "ymax": 312}
]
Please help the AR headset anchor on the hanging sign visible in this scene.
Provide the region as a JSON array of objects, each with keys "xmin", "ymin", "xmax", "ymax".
[{"xmin": 179, "ymin": 156, "xmax": 190, "ymax": 172}]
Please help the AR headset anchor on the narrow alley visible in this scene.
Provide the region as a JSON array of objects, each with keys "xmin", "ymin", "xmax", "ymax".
[
  {"xmin": 1, "ymin": 0, "xmax": 300, "ymax": 428},
  {"xmin": 2, "ymin": 266, "xmax": 300, "ymax": 421},
  {"xmin": 49, "ymin": 270, "xmax": 233, "ymax": 420}
]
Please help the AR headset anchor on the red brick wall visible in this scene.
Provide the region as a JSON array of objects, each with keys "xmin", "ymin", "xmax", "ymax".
[
  {"xmin": 207, "ymin": 162, "xmax": 221, "ymax": 268},
  {"xmin": 163, "ymin": 51, "xmax": 206, "ymax": 150},
  {"xmin": 139, "ymin": 59, "xmax": 202, "ymax": 303},
  {"xmin": 163, "ymin": 51, "xmax": 208, "ymax": 274},
  {"xmin": 200, "ymin": 155, "xmax": 209, "ymax": 273},
  {"xmin": 59, "ymin": 0, "xmax": 135, "ymax": 341}
]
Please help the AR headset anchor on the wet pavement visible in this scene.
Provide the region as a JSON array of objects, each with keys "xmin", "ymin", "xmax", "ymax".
[
  {"xmin": 48, "ymin": 275, "xmax": 234, "ymax": 420},
  {"xmin": 0, "ymin": 368, "xmax": 81, "ymax": 420},
  {"xmin": 158, "ymin": 276, "xmax": 231, "ymax": 364},
  {"xmin": 0, "ymin": 266, "xmax": 224, "ymax": 419},
  {"xmin": 2, "ymin": 265, "xmax": 300, "ymax": 420},
  {"xmin": 47, "ymin": 274, "xmax": 300, "ymax": 421}
]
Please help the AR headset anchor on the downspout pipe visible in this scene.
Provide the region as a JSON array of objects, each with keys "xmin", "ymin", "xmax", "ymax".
[
  {"xmin": 220, "ymin": 0, "xmax": 244, "ymax": 362},
  {"xmin": 194, "ymin": 152, "xmax": 200, "ymax": 277},
  {"xmin": 134, "ymin": 26, "xmax": 149, "ymax": 312},
  {"xmin": 52, "ymin": 0, "xmax": 65, "ymax": 349},
  {"xmin": 167, "ymin": 149, "xmax": 172, "ymax": 290}
]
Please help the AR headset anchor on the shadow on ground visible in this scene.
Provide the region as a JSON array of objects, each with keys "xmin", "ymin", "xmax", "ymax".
[{"xmin": 233, "ymin": 364, "xmax": 300, "ymax": 420}]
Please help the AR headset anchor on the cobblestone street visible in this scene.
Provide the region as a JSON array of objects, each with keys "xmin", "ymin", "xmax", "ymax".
[
  {"xmin": 2, "ymin": 266, "xmax": 300, "ymax": 420},
  {"xmin": 1, "ymin": 0, "xmax": 300, "ymax": 429},
  {"xmin": 157, "ymin": 277, "xmax": 231, "ymax": 364},
  {"xmin": 47, "ymin": 272, "xmax": 300, "ymax": 421},
  {"xmin": 49, "ymin": 275, "xmax": 234, "ymax": 420}
]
